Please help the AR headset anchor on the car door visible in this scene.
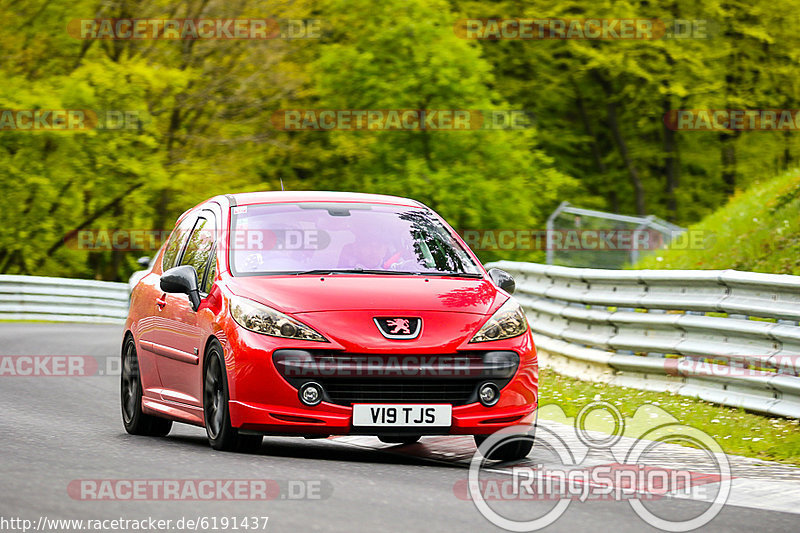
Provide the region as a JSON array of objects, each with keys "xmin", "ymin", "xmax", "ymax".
[
  {"xmin": 135, "ymin": 214, "xmax": 197, "ymax": 400},
  {"xmin": 153, "ymin": 211, "xmax": 217, "ymax": 407}
]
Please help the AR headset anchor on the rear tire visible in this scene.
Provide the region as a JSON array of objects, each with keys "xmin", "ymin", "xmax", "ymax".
[
  {"xmin": 203, "ymin": 341, "xmax": 262, "ymax": 453},
  {"xmin": 121, "ymin": 336, "xmax": 173, "ymax": 437},
  {"xmin": 474, "ymin": 434, "xmax": 533, "ymax": 461}
]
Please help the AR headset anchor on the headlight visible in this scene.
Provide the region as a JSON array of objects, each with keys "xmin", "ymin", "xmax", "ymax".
[
  {"xmin": 470, "ymin": 298, "xmax": 528, "ymax": 343},
  {"xmin": 229, "ymin": 295, "xmax": 328, "ymax": 342}
]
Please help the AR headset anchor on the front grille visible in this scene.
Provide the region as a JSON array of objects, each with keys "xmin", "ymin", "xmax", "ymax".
[{"xmin": 321, "ymin": 378, "xmax": 480, "ymax": 406}]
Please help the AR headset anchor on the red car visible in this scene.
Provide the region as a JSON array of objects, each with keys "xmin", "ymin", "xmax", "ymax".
[{"xmin": 122, "ymin": 192, "xmax": 538, "ymax": 460}]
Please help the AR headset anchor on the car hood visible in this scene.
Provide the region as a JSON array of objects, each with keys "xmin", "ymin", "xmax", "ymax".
[{"xmin": 228, "ymin": 275, "xmax": 503, "ymax": 315}]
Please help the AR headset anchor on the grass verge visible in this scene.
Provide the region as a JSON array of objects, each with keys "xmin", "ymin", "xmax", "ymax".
[
  {"xmin": 539, "ymin": 367, "xmax": 800, "ymax": 466},
  {"xmin": 635, "ymin": 169, "xmax": 800, "ymax": 274}
]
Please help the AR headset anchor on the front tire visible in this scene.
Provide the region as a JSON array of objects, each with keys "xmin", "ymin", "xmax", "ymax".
[
  {"xmin": 378, "ymin": 435, "xmax": 421, "ymax": 445},
  {"xmin": 203, "ymin": 341, "xmax": 262, "ymax": 453},
  {"xmin": 474, "ymin": 434, "xmax": 533, "ymax": 461},
  {"xmin": 121, "ymin": 336, "xmax": 172, "ymax": 437}
]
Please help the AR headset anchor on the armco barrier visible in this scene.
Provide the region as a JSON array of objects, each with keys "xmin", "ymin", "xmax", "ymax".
[
  {"xmin": 487, "ymin": 261, "xmax": 800, "ymax": 418},
  {"xmin": 3, "ymin": 268, "xmax": 800, "ymax": 418},
  {"xmin": 0, "ymin": 275, "xmax": 128, "ymax": 324}
]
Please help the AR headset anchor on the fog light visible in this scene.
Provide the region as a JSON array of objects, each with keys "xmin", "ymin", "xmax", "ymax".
[
  {"xmin": 299, "ymin": 382, "xmax": 323, "ymax": 406},
  {"xmin": 478, "ymin": 382, "xmax": 500, "ymax": 407}
]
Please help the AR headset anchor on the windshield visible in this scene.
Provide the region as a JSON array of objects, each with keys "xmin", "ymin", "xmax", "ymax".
[{"xmin": 229, "ymin": 202, "xmax": 482, "ymax": 277}]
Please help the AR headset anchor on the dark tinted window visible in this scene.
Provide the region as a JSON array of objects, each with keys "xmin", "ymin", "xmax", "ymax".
[
  {"xmin": 180, "ymin": 216, "xmax": 215, "ymax": 288},
  {"xmin": 162, "ymin": 215, "xmax": 196, "ymax": 271}
]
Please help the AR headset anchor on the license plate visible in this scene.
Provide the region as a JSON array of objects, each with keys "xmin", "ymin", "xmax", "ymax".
[{"xmin": 352, "ymin": 404, "xmax": 452, "ymax": 427}]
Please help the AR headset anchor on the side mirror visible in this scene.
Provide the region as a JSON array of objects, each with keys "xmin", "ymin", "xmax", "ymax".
[
  {"xmin": 160, "ymin": 265, "xmax": 201, "ymax": 311},
  {"xmin": 137, "ymin": 256, "xmax": 151, "ymax": 268},
  {"xmin": 487, "ymin": 268, "xmax": 516, "ymax": 295}
]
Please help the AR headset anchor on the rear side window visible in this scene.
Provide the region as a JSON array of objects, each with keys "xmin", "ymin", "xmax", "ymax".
[
  {"xmin": 181, "ymin": 216, "xmax": 216, "ymax": 289},
  {"xmin": 162, "ymin": 216, "xmax": 196, "ymax": 271}
]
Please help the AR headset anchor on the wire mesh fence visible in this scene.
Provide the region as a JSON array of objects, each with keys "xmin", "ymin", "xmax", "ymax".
[{"xmin": 546, "ymin": 202, "xmax": 685, "ymax": 269}]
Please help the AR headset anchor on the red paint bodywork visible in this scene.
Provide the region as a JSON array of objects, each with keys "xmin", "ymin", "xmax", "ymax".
[{"xmin": 125, "ymin": 192, "xmax": 538, "ymax": 436}]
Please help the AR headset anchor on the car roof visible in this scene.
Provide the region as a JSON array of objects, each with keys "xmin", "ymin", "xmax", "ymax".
[{"xmin": 218, "ymin": 191, "xmax": 425, "ymax": 208}]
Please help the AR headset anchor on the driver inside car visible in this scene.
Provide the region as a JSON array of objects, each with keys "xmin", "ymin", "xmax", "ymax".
[{"xmin": 339, "ymin": 227, "xmax": 408, "ymax": 270}]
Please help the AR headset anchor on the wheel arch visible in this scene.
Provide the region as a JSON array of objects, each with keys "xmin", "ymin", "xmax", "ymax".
[
  {"xmin": 202, "ymin": 334, "xmax": 225, "ymax": 373},
  {"xmin": 122, "ymin": 329, "xmax": 134, "ymax": 350}
]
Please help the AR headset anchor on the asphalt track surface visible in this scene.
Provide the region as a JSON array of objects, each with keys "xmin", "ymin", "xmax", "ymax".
[{"xmin": 0, "ymin": 323, "xmax": 797, "ymax": 533}]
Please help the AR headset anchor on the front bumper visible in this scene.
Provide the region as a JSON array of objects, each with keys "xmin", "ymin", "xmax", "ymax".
[
  {"xmin": 230, "ymin": 399, "xmax": 538, "ymax": 436},
  {"xmin": 223, "ymin": 325, "xmax": 538, "ymax": 436}
]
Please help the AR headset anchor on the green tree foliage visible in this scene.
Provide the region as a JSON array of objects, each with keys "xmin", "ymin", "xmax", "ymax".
[
  {"xmin": 1, "ymin": 0, "xmax": 798, "ymax": 279},
  {"xmin": 453, "ymin": 0, "xmax": 800, "ymax": 222},
  {"xmin": 292, "ymin": 0, "xmax": 578, "ymax": 263}
]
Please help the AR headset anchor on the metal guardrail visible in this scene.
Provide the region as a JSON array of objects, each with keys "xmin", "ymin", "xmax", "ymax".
[
  {"xmin": 0, "ymin": 275, "xmax": 128, "ymax": 324},
  {"xmin": 4, "ymin": 268, "xmax": 800, "ymax": 418},
  {"xmin": 488, "ymin": 261, "xmax": 800, "ymax": 418}
]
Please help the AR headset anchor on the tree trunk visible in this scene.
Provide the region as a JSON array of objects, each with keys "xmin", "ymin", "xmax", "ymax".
[
  {"xmin": 783, "ymin": 129, "xmax": 793, "ymax": 169},
  {"xmin": 47, "ymin": 182, "xmax": 145, "ymax": 256},
  {"xmin": 594, "ymin": 73, "xmax": 646, "ymax": 215},
  {"xmin": 572, "ymin": 78, "xmax": 607, "ymax": 175},
  {"xmin": 720, "ymin": 131, "xmax": 739, "ymax": 196},
  {"xmin": 663, "ymin": 98, "xmax": 678, "ymax": 215}
]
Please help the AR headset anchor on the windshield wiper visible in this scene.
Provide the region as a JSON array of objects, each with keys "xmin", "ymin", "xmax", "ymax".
[
  {"xmin": 289, "ymin": 269, "xmax": 482, "ymax": 277},
  {"xmin": 290, "ymin": 268, "xmax": 415, "ymax": 276},
  {"xmin": 420, "ymin": 272, "xmax": 484, "ymax": 278}
]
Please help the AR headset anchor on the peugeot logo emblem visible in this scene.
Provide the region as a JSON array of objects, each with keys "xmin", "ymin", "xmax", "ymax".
[{"xmin": 374, "ymin": 317, "xmax": 422, "ymax": 339}]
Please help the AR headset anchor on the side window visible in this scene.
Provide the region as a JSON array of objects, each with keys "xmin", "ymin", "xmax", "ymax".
[
  {"xmin": 204, "ymin": 249, "xmax": 217, "ymax": 293},
  {"xmin": 162, "ymin": 216, "xmax": 196, "ymax": 271},
  {"xmin": 180, "ymin": 215, "xmax": 216, "ymax": 291}
]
